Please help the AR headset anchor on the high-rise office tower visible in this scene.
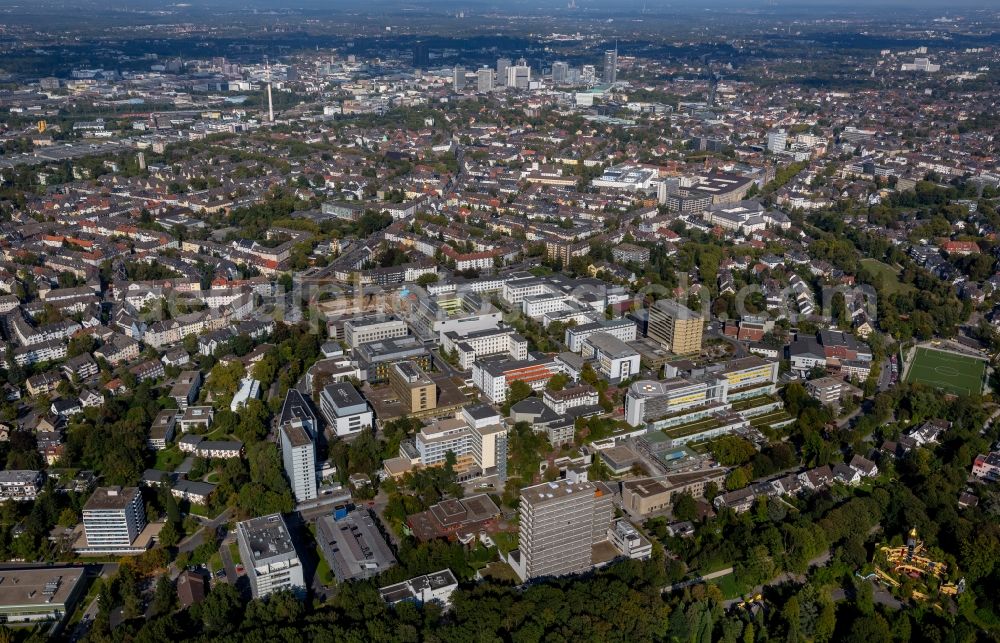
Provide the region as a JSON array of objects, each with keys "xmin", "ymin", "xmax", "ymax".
[
  {"xmin": 507, "ymin": 58, "xmax": 531, "ymax": 90},
  {"xmin": 647, "ymin": 299, "xmax": 704, "ymax": 355},
  {"xmin": 280, "ymin": 420, "xmax": 316, "ymax": 503},
  {"xmin": 496, "ymin": 57, "xmax": 512, "ymax": 86},
  {"xmin": 514, "ymin": 480, "xmax": 613, "ymax": 581},
  {"xmin": 581, "ymin": 64, "xmax": 596, "ymax": 85},
  {"xmin": 477, "ymin": 67, "xmax": 494, "ymax": 93},
  {"xmin": 453, "ymin": 66, "xmax": 466, "ymax": 92},
  {"xmin": 412, "ymin": 42, "xmax": 430, "ymax": 68},
  {"xmin": 603, "ymin": 48, "xmax": 618, "ymax": 85},
  {"xmin": 552, "ymin": 61, "xmax": 569, "ymax": 85}
]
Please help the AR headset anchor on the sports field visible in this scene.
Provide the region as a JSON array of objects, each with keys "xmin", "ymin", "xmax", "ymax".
[{"xmin": 904, "ymin": 347, "xmax": 986, "ymax": 396}]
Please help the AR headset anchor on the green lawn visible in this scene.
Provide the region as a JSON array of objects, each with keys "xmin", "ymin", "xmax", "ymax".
[
  {"xmin": 229, "ymin": 542, "xmax": 241, "ymax": 565},
  {"xmin": 710, "ymin": 573, "xmax": 746, "ymax": 600},
  {"xmin": 663, "ymin": 417, "xmax": 721, "ymax": 439},
  {"xmin": 316, "ymin": 557, "xmax": 335, "ymax": 586},
  {"xmin": 861, "ymin": 258, "xmax": 915, "ymax": 295},
  {"xmin": 188, "ymin": 503, "xmax": 210, "ymax": 517},
  {"xmin": 491, "ymin": 531, "xmax": 519, "ymax": 556},
  {"xmin": 905, "ymin": 347, "xmax": 986, "ymax": 396},
  {"xmin": 154, "ymin": 447, "xmax": 184, "ymax": 471},
  {"xmin": 751, "ymin": 410, "xmax": 793, "ymax": 428}
]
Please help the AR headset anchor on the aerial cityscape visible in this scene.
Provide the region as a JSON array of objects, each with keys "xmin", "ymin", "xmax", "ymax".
[{"xmin": 0, "ymin": 0, "xmax": 997, "ymax": 640}]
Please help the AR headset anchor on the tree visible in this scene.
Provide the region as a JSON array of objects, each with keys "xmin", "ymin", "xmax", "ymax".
[
  {"xmin": 672, "ymin": 492, "xmax": 698, "ymax": 522},
  {"xmin": 159, "ymin": 521, "xmax": 180, "ymax": 548},
  {"xmin": 546, "ymin": 372, "xmax": 569, "ymax": 392},
  {"xmin": 150, "ymin": 575, "xmax": 176, "ymax": 617},
  {"xmin": 507, "ymin": 380, "xmax": 533, "ymax": 406},
  {"xmin": 416, "ymin": 273, "xmax": 439, "ymax": 286},
  {"xmin": 845, "ymin": 614, "xmax": 890, "ymax": 643},
  {"xmin": 57, "ymin": 507, "xmax": 77, "ymax": 528},
  {"xmin": 725, "ymin": 467, "xmax": 751, "ymax": 491},
  {"xmin": 194, "ymin": 582, "xmax": 242, "ymax": 633}
]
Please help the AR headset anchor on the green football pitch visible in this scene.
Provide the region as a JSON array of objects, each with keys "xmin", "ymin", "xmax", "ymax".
[{"xmin": 904, "ymin": 347, "xmax": 986, "ymax": 396}]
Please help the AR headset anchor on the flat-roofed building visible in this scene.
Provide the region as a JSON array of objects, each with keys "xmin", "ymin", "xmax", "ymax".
[
  {"xmin": 280, "ymin": 421, "xmax": 317, "ymax": 503},
  {"xmin": 416, "ymin": 418, "xmax": 475, "ymax": 471},
  {"xmin": 647, "ymin": 299, "xmax": 703, "ymax": 355},
  {"xmin": 316, "ymin": 510, "xmax": 396, "ymax": 582},
  {"xmin": 320, "ymin": 383, "xmax": 373, "ymax": 437},
  {"xmin": 406, "ymin": 494, "xmax": 502, "ymax": 541},
  {"xmin": 178, "ymin": 406, "xmax": 213, "ymax": 432},
  {"xmin": 278, "ymin": 389, "xmax": 318, "ymax": 438},
  {"xmin": 582, "ymin": 332, "xmax": 640, "ymax": 382},
  {"xmin": 0, "ymin": 566, "xmax": 86, "ymax": 625},
  {"xmin": 625, "ymin": 377, "xmax": 726, "ymax": 427},
  {"xmin": 148, "ymin": 409, "xmax": 177, "ymax": 449},
  {"xmin": 441, "ymin": 325, "xmax": 528, "ymax": 369},
  {"xmin": 512, "ymin": 479, "xmax": 613, "ymax": 581},
  {"xmin": 0, "ymin": 470, "xmax": 44, "ymax": 502},
  {"xmin": 565, "ymin": 318, "xmax": 637, "ymax": 353},
  {"xmin": 607, "ymin": 519, "xmax": 653, "ymax": 560},
  {"xmin": 380, "ymin": 569, "xmax": 458, "ymax": 607},
  {"xmin": 471, "ymin": 355, "xmax": 559, "ymax": 403},
  {"xmin": 170, "ymin": 370, "xmax": 202, "ymax": 410},
  {"xmin": 236, "ymin": 513, "xmax": 305, "ymax": 599},
  {"xmin": 464, "ymin": 404, "xmax": 508, "ymax": 482},
  {"xmin": 389, "ymin": 361, "xmax": 437, "ymax": 413},
  {"xmin": 82, "ymin": 486, "xmax": 146, "ymax": 551},
  {"xmin": 355, "ymin": 336, "xmax": 431, "ymax": 383},
  {"xmin": 344, "ymin": 315, "xmax": 408, "ymax": 349},
  {"xmin": 620, "ymin": 469, "xmax": 726, "ymax": 516}
]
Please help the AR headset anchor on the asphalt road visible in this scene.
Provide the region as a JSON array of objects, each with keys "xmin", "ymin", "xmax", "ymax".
[
  {"xmin": 69, "ymin": 563, "xmax": 119, "ymax": 643},
  {"xmin": 178, "ymin": 507, "xmax": 235, "ymax": 554}
]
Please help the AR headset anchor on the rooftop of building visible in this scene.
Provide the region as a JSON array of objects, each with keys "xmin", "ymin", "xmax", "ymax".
[
  {"xmin": 520, "ymin": 479, "xmax": 599, "ymax": 506},
  {"xmin": 346, "ymin": 314, "xmax": 404, "ymax": 328},
  {"xmin": 322, "ymin": 382, "xmax": 367, "ymax": 409},
  {"xmin": 0, "ymin": 566, "xmax": 85, "ymax": 609},
  {"xmin": 316, "ymin": 510, "xmax": 396, "ymax": 580},
  {"xmin": 83, "ymin": 486, "xmax": 138, "ymax": 511},
  {"xmin": 584, "ymin": 332, "xmax": 637, "ymax": 358},
  {"xmin": 238, "ymin": 513, "xmax": 297, "ymax": 562},
  {"xmin": 650, "ymin": 299, "xmax": 701, "ymax": 320},
  {"xmin": 281, "ymin": 422, "xmax": 313, "ymax": 449},
  {"xmin": 379, "ymin": 569, "xmax": 458, "ymax": 603}
]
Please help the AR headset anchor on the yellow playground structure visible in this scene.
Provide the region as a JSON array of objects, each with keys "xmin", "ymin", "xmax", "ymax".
[{"xmin": 872, "ymin": 528, "xmax": 964, "ymax": 601}]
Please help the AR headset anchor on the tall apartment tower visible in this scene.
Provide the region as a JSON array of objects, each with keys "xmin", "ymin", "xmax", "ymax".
[
  {"xmin": 477, "ymin": 67, "xmax": 494, "ymax": 93},
  {"xmin": 453, "ymin": 66, "xmax": 466, "ymax": 92},
  {"xmin": 236, "ymin": 513, "xmax": 306, "ymax": 600},
  {"xmin": 647, "ymin": 299, "xmax": 703, "ymax": 355},
  {"xmin": 82, "ymin": 487, "xmax": 146, "ymax": 549},
  {"xmin": 603, "ymin": 47, "xmax": 618, "ymax": 85},
  {"xmin": 552, "ymin": 61, "xmax": 569, "ymax": 85},
  {"xmin": 767, "ymin": 128, "xmax": 788, "ymax": 153},
  {"xmin": 496, "ymin": 57, "xmax": 512, "ymax": 86},
  {"xmin": 514, "ymin": 480, "xmax": 612, "ymax": 581},
  {"xmin": 280, "ymin": 421, "xmax": 317, "ymax": 503}
]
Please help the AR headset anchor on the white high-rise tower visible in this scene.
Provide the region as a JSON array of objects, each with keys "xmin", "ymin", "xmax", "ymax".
[{"xmin": 265, "ymin": 56, "xmax": 274, "ymax": 123}]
